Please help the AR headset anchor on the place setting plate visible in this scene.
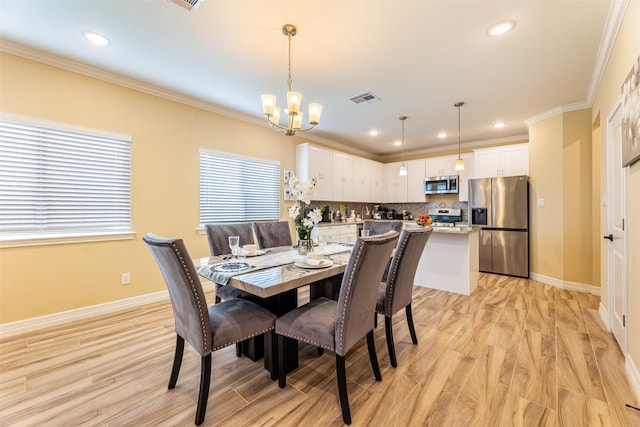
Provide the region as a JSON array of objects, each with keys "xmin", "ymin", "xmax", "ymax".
[
  {"xmin": 245, "ymin": 249, "xmax": 268, "ymax": 257},
  {"xmin": 210, "ymin": 262, "xmax": 252, "ymax": 273},
  {"xmin": 293, "ymin": 259, "xmax": 334, "ymax": 269}
]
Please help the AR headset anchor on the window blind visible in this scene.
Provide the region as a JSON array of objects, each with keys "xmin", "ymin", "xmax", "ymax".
[
  {"xmin": 0, "ymin": 119, "xmax": 132, "ymax": 238},
  {"xmin": 200, "ymin": 150, "xmax": 280, "ymax": 224}
]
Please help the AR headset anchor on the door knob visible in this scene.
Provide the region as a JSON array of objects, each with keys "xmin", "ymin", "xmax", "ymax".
[{"xmin": 603, "ymin": 234, "xmax": 613, "ymax": 241}]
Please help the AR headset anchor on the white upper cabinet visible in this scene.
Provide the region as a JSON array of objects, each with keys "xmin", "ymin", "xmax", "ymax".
[
  {"xmin": 296, "ymin": 143, "xmax": 333, "ymax": 201},
  {"xmin": 353, "ymin": 158, "xmax": 371, "ymax": 202},
  {"xmin": 457, "ymin": 153, "xmax": 474, "ymax": 202},
  {"xmin": 297, "ymin": 143, "xmax": 385, "ymax": 203},
  {"xmin": 370, "ymin": 161, "xmax": 384, "ymax": 202},
  {"xmin": 332, "ymin": 152, "xmax": 354, "ymax": 202},
  {"xmin": 406, "ymin": 159, "xmax": 426, "ymax": 202},
  {"xmin": 425, "ymin": 155, "xmax": 458, "ymax": 177},
  {"xmin": 384, "ymin": 162, "xmax": 407, "ymax": 203},
  {"xmin": 474, "ymin": 143, "xmax": 529, "ymax": 178},
  {"xmin": 384, "ymin": 159, "xmax": 425, "ymax": 203}
]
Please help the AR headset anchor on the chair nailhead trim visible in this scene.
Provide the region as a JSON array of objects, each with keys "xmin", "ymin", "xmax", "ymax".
[
  {"xmin": 170, "ymin": 242, "xmax": 210, "ymax": 354},
  {"xmin": 212, "ymin": 326, "xmax": 274, "ymax": 352},
  {"xmin": 336, "ymin": 242, "xmax": 364, "ymax": 355},
  {"xmin": 385, "ymin": 233, "xmax": 409, "ymax": 314},
  {"xmin": 276, "ymin": 331, "xmax": 334, "ymax": 352}
]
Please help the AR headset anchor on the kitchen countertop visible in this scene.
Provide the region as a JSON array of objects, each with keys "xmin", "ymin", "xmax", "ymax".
[{"xmin": 317, "ymin": 220, "xmax": 478, "ymax": 234}]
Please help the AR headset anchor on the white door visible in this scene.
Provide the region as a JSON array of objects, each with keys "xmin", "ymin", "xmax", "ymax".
[{"xmin": 606, "ymin": 100, "xmax": 626, "ymax": 351}]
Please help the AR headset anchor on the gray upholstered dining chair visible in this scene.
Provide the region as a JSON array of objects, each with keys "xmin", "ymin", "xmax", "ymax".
[
  {"xmin": 204, "ymin": 223, "xmax": 255, "ymax": 256},
  {"xmin": 275, "ymin": 230, "xmax": 400, "ymax": 425},
  {"xmin": 363, "ymin": 219, "xmax": 403, "ymax": 236},
  {"xmin": 143, "ymin": 233, "xmax": 277, "ymax": 426},
  {"xmin": 204, "ymin": 223, "xmax": 254, "ymax": 303},
  {"xmin": 375, "ymin": 227, "xmax": 432, "ymax": 368},
  {"xmin": 253, "ymin": 220, "xmax": 293, "ymax": 249}
]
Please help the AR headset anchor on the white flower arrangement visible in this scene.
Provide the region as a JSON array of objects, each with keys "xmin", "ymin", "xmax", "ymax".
[{"xmin": 287, "ymin": 175, "xmax": 321, "ymax": 240}]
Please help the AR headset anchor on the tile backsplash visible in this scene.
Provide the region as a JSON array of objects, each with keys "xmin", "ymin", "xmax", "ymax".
[{"xmin": 308, "ymin": 200, "xmax": 469, "ymax": 223}]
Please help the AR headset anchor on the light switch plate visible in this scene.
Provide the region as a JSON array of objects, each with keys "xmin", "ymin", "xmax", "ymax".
[{"xmin": 537, "ymin": 198, "xmax": 545, "ymax": 207}]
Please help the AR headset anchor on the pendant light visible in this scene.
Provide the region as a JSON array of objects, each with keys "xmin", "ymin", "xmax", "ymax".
[
  {"xmin": 455, "ymin": 102, "xmax": 465, "ymax": 171},
  {"xmin": 398, "ymin": 116, "xmax": 408, "ymax": 176}
]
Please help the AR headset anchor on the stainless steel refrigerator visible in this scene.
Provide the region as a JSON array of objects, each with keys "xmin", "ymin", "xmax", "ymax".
[{"xmin": 469, "ymin": 176, "xmax": 529, "ymax": 278}]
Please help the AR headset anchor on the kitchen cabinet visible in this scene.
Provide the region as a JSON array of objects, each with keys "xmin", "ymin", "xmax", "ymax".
[
  {"xmin": 384, "ymin": 159, "xmax": 426, "ymax": 203},
  {"xmin": 370, "ymin": 161, "xmax": 384, "ymax": 202},
  {"xmin": 473, "ymin": 143, "xmax": 528, "ymax": 178},
  {"xmin": 297, "ymin": 143, "xmax": 384, "ymax": 203},
  {"xmin": 406, "ymin": 159, "xmax": 426, "ymax": 202},
  {"xmin": 332, "ymin": 152, "xmax": 354, "ymax": 201},
  {"xmin": 353, "ymin": 158, "xmax": 371, "ymax": 202},
  {"xmin": 424, "ymin": 155, "xmax": 458, "ymax": 177},
  {"xmin": 316, "ymin": 224, "xmax": 358, "ymax": 244},
  {"xmin": 457, "ymin": 153, "xmax": 474, "ymax": 202},
  {"xmin": 384, "ymin": 162, "xmax": 407, "ymax": 203},
  {"xmin": 296, "ymin": 143, "xmax": 333, "ymax": 200}
]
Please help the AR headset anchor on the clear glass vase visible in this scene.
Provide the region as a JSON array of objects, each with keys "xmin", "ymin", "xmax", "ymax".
[{"xmin": 297, "ymin": 238, "xmax": 313, "ymax": 255}]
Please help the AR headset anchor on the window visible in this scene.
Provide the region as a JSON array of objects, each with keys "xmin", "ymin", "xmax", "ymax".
[
  {"xmin": 200, "ymin": 149, "xmax": 280, "ymax": 224},
  {"xmin": 0, "ymin": 117, "xmax": 132, "ymax": 247}
]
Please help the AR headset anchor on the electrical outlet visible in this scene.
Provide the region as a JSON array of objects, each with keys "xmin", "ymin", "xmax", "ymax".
[
  {"xmin": 121, "ymin": 272, "xmax": 131, "ymax": 285},
  {"xmin": 537, "ymin": 198, "xmax": 545, "ymax": 207}
]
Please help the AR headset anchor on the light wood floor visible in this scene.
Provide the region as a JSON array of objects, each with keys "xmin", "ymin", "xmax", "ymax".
[{"xmin": 2, "ymin": 273, "xmax": 640, "ymax": 426}]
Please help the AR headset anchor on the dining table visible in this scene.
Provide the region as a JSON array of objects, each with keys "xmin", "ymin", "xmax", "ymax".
[{"xmin": 196, "ymin": 244, "xmax": 353, "ymax": 375}]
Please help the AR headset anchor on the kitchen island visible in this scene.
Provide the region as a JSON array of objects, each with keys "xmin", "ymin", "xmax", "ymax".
[
  {"xmin": 410, "ymin": 224, "xmax": 479, "ymax": 295},
  {"xmin": 314, "ymin": 219, "xmax": 480, "ymax": 296}
]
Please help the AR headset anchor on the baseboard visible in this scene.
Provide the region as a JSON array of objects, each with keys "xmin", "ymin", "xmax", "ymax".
[
  {"xmin": 529, "ymin": 272, "xmax": 601, "ymax": 295},
  {"xmin": 627, "ymin": 355, "xmax": 640, "ymax": 402},
  {"xmin": 0, "ymin": 282, "xmax": 215, "ymax": 340},
  {"xmin": 599, "ymin": 302, "xmax": 611, "ymax": 331}
]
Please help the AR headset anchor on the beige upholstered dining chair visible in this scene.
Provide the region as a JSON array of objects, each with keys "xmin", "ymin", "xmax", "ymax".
[
  {"xmin": 253, "ymin": 220, "xmax": 293, "ymax": 249},
  {"xmin": 375, "ymin": 227, "xmax": 432, "ymax": 367},
  {"xmin": 363, "ymin": 219, "xmax": 403, "ymax": 236},
  {"xmin": 143, "ymin": 233, "xmax": 277, "ymax": 426},
  {"xmin": 204, "ymin": 223, "xmax": 254, "ymax": 303},
  {"xmin": 275, "ymin": 230, "xmax": 400, "ymax": 425}
]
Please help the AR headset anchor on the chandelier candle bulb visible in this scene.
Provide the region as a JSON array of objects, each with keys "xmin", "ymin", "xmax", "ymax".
[
  {"xmin": 261, "ymin": 94, "xmax": 277, "ymax": 116},
  {"xmin": 308, "ymin": 103, "xmax": 322, "ymax": 124},
  {"xmin": 286, "ymin": 92, "xmax": 302, "ymax": 114}
]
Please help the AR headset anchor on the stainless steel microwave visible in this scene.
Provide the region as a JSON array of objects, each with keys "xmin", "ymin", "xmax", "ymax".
[{"xmin": 424, "ymin": 175, "xmax": 459, "ymax": 194}]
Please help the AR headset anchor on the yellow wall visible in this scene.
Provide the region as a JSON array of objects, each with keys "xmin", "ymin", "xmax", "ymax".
[
  {"xmin": 0, "ymin": 52, "xmax": 303, "ymax": 322},
  {"xmin": 562, "ymin": 109, "xmax": 593, "ymax": 284},
  {"xmin": 591, "ymin": 1, "xmax": 640, "ymax": 376},
  {"xmin": 529, "ymin": 114, "xmax": 564, "ymax": 279}
]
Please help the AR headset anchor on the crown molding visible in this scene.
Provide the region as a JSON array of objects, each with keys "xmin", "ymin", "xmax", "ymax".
[
  {"xmin": 1, "ymin": 39, "xmax": 357, "ymax": 152},
  {"xmin": 585, "ymin": 0, "xmax": 629, "ymax": 104},
  {"xmin": 524, "ymin": 102, "xmax": 591, "ymax": 127}
]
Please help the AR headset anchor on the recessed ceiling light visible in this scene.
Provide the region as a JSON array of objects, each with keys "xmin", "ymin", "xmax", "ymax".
[
  {"xmin": 493, "ymin": 122, "xmax": 506, "ymax": 128},
  {"xmin": 369, "ymin": 129, "xmax": 379, "ymax": 137},
  {"xmin": 394, "ymin": 140, "xmax": 402, "ymax": 146},
  {"xmin": 83, "ymin": 31, "xmax": 110, "ymax": 46},
  {"xmin": 438, "ymin": 132, "xmax": 447, "ymax": 138},
  {"xmin": 488, "ymin": 20, "xmax": 515, "ymax": 37}
]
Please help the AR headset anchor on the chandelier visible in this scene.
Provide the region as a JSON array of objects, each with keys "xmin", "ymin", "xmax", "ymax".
[{"xmin": 261, "ymin": 24, "xmax": 323, "ymax": 136}]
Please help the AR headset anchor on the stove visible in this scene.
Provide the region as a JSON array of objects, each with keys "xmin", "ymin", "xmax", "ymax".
[{"xmin": 427, "ymin": 208, "xmax": 462, "ymax": 227}]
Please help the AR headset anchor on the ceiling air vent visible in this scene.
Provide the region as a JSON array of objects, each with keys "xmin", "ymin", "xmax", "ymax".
[
  {"xmin": 168, "ymin": 0, "xmax": 203, "ymax": 11},
  {"xmin": 350, "ymin": 92, "xmax": 381, "ymax": 105}
]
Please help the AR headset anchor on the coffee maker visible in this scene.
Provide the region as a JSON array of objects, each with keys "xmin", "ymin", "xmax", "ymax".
[
  {"xmin": 372, "ymin": 205, "xmax": 385, "ymax": 220},
  {"xmin": 321, "ymin": 206, "xmax": 331, "ymax": 223}
]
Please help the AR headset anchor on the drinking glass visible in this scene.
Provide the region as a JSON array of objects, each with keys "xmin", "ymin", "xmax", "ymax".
[
  {"xmin": 318, "ymin": 235, "xmax": 327, "ymax": 253},
  {"xmin": 361, "ymin": 229, "xmax": 370, "ymax": 237},
  {"xmin": 228, "ymin": 236, "xmax": 240, "ymax": 259},
  {"xmin": 236, "ymin": 247, "xmax": 247, "ymax": 261}
]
